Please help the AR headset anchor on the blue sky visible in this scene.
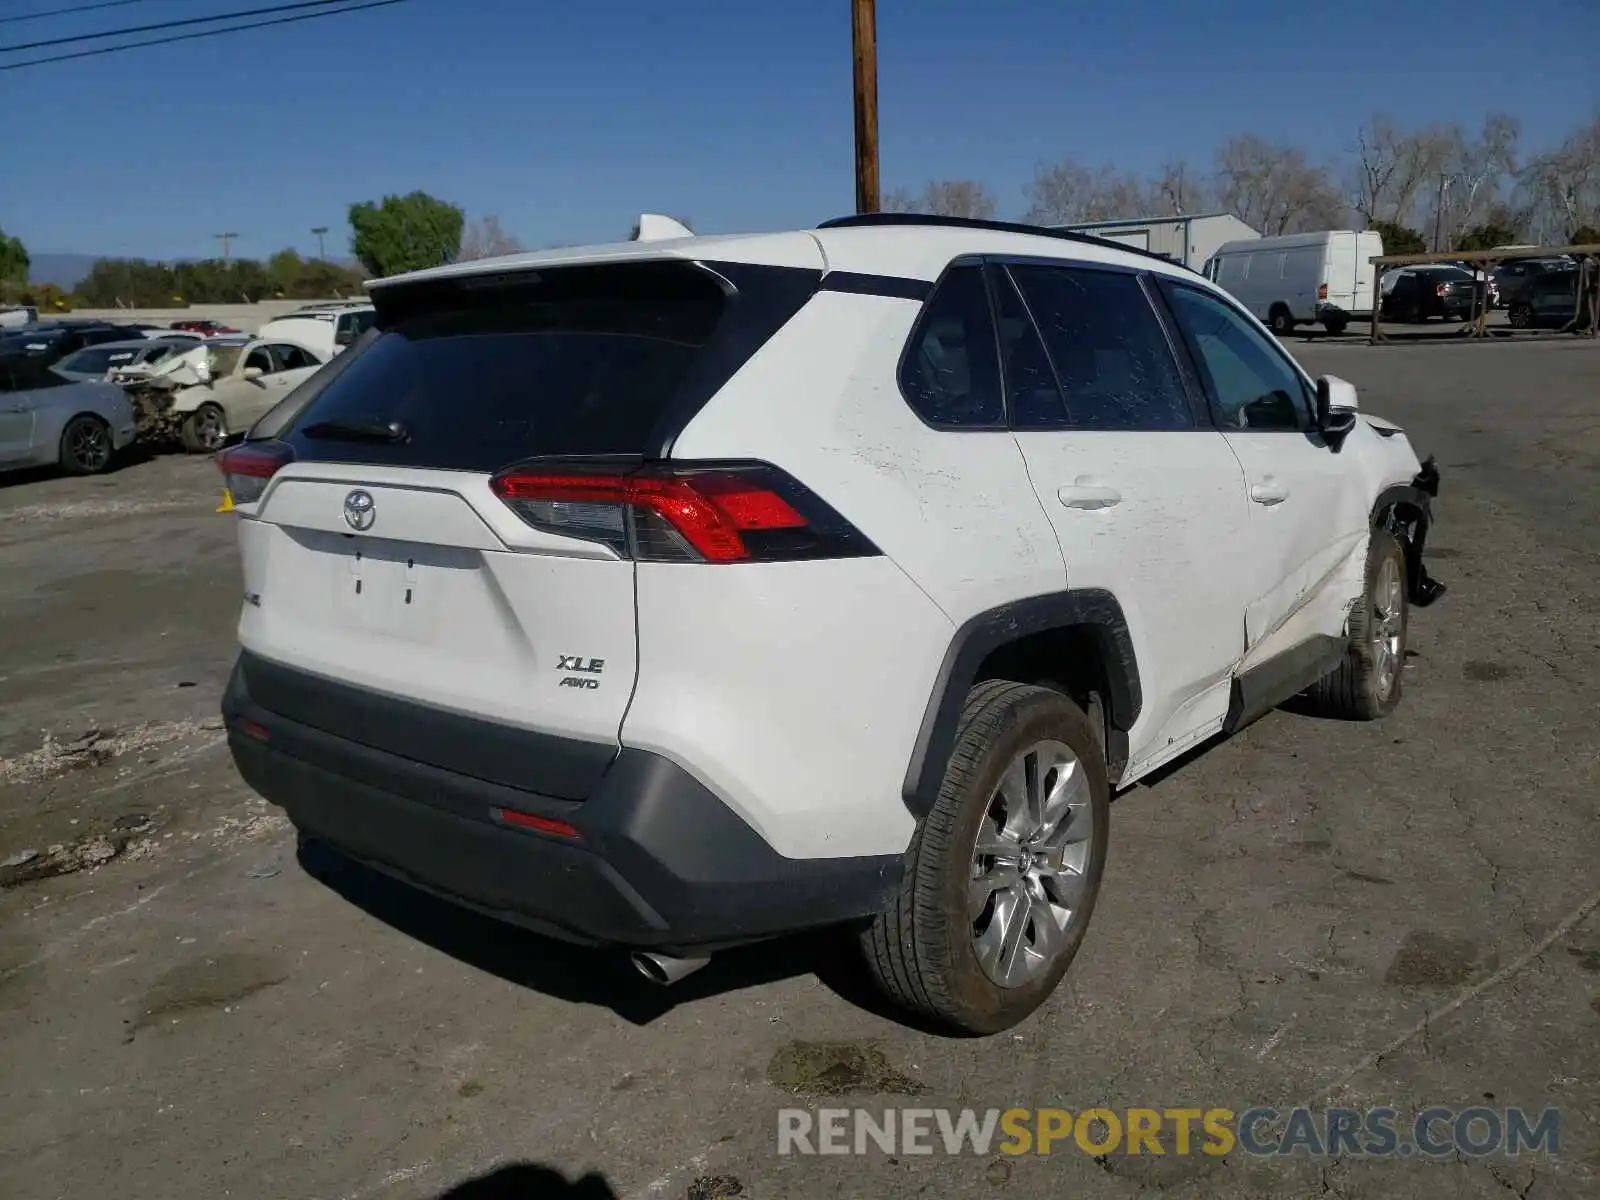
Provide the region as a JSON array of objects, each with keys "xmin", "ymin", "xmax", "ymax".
[{"xmin": 2, "ymin": 0, "xmax": 1597, "ymax": 260}]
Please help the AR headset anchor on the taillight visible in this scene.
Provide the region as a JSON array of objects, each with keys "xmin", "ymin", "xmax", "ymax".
[
  {"xmin": 489, "ymin": 462, "xmax": 880, "ymax": 563},
  {"xmin": 1318, "ymin": 283, "xmax": 1328, "ymax": 301},
  {"xmin": 216, "ymin": 441, "xmax": 293, "ymax": 506}
]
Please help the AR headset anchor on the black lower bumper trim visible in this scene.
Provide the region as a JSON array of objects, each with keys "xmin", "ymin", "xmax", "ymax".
[{"xmin": 224, "ymin": 655, "xmax": 902, "ymax": 953}]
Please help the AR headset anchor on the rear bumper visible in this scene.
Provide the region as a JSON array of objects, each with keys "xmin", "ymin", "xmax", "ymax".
[{"xmin": 223, "ymin": 652, "xmax": 902, "ymax": 954}]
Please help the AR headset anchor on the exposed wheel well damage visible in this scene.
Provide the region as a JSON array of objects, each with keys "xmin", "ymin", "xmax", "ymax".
[
  {"xmin": 973, "ymin": 626, "xmax": 1126, "ymax": 777},
  {"xmin": 901, "ymin": 591, "xmax": 1140, "ymax": 816},
  {"xmin": 1372, "ymin": 462, "xmax": 1446, "ymax": 607}
]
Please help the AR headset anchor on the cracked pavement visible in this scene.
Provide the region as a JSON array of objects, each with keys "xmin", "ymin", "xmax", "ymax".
[{"xmin": 0, "ymin": 339, "xmax": 1596, "ymax": 1199}]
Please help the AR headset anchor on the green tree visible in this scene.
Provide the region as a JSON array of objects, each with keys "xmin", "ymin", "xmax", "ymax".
[
  {"xmin": 1571, "ymin": 225, "xmax": 1600, "ymax": 246},
  {"xmin": 1454, "ymin": 223, "xmax": 1520, "ymax": 252},
  {"xmin": 77, "ymin": 258, "xmax": 180, "ymax": 307},
  {"xmin": 1369, "ymin": 220, "xmax": 1426, "ymax": 255},
  {"xmin": 0, "ymin": 228, "xmax": 28, "ymax": 286},
  {"xmin": 349, "ymin": 191, "xmax": 464, "ymax": 277},
  {"xmin": 267, "ymin": 247, "xmax": 305, "ymax": 296}
]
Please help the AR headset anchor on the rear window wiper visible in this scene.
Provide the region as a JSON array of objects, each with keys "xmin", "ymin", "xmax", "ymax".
[{"xmin": 300, "ymin": 419, "xmax": 409, "ymax": 443}]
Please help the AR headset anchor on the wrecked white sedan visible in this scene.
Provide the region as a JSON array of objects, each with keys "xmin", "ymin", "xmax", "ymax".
[{"xmin": 124, "ymin": 337, "xmax": 327, "ymax": 452}]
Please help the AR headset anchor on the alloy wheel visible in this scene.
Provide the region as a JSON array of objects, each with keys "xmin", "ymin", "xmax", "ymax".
[
  {"xmin": 67, "ymin": 420, "xmax": 110, "ymax": 473},
  {"xmin": 1371, "ymin": 556, "xmax": 1405, "ymax": 699},
  {"xmin": 969, "ymin": 739, "xmax": 1095, "ymax": 988}
]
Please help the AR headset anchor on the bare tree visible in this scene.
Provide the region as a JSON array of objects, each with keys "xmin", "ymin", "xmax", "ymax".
[
  {"xmin": 1352, "ymin": 115, "xmax": 1456, "ymax": 228},
  {"xmin": 1422, "ymin": 114, "xmax": 1521, "ymax": 249},
  {"xmin": 457, "ymin": 215, "xmax": 524, "ymax": 261},
  {"xmin": 1150, "ymin": 159, "xmax": 1211, "ymax": 216},
  {"xmin": 1023, "ymin": 157, "xmax": 1149, "ymax": 224},
  {"xmin": 1517, "ymin": 114, "xmax": 1600, "ymax": 242},
  {"xmin": 1214, "ymin": 135, "xmax": 1347, "ymax": 235},
  {"xmin": 882, "ymin": 179, "xmax": 998, "ymax": 219}
]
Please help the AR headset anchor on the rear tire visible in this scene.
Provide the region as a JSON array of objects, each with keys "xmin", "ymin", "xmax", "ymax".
[
  {"xmin": 58, "ymin": 415, "xmax": 114, "ymax": 476},
  {"xmin": 861, "ymin": 681, "xmax": 1110, "ymax": 1035},
  {"xmin": 180, "ymin": 403, "xmax": 228, "ymax": 454},
  {"xmin": 1305, "ymin": 530, "xmax": 1408, "ymax": 721},
  {"xmin": 1508, "ymin": 303, "xmax": 1534, "ymax": 330},
  {"xmin": 1269, "ymin": 306, "xmax": 1295, "ymax": 335}
]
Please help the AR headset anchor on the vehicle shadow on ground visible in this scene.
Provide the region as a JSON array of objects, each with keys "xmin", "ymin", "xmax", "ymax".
[
  {"xmin": 431, "ymin": 1163, "xmax": 617, "ymax": 1198},
  {"xmin": 297, "ymin": 837, "xmax": 882, "ymax": 1025},
  {"xmin": 0, "ymin": 442, "xmax": 164, "ymax": 490}
]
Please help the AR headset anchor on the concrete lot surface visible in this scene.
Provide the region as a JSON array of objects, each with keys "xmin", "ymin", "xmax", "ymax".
[{"xmin": 0, "ymin": 340, "xmax": 1597, "ymax": 1200}]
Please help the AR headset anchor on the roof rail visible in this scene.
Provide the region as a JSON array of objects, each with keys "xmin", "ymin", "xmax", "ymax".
[{"xmin": 816, "ymin": 212, "xmax": 1197, "ymax": 273}]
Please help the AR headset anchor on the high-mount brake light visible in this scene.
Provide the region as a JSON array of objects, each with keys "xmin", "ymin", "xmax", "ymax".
[
  {"xmin": 216, "ymin": 441, "xmax": 293, "ymax": 506},
  {"xmin": 489, "ymin": 464, "xmax": 878, "ymax": 564}
]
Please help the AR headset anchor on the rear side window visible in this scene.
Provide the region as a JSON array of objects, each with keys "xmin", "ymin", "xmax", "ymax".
[
  {"xmin": 282, "ymin": 260, "xmax": 811, "ymax": 471},
  {"xmin": 897, "ymin": 264, "xmax": 1004, "ymax": 428},
  {"xmin": 1006, "ymin": 265, "xmax": 1193, "ymax": 431}
]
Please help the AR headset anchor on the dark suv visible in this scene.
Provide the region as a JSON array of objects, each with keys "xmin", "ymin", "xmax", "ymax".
[
  {"xmin": 0, "ymin": 323, "xmax": 151, "ymax": 369},
  {"xmin": 1379, "ymin": 266, "xmax": 1486, "ymax": 323},
  {"xmin": 1507, "ymin": 267, "xmax": 1592, "ymax": 329}
]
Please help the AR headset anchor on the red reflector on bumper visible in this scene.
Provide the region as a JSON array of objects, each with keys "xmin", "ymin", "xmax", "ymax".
[
  {"xmin": 235, "ymin": 719, "xmax": 269, "ymax": 742},
  {"xmin": 493, "ymin": 808, "xmax": 581, "ymax": 838}
]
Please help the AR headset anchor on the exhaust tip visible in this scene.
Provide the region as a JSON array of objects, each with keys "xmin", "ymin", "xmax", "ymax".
[{"xmin": 631, "ymin": 951, "xmax": 709, "ymax": 986}]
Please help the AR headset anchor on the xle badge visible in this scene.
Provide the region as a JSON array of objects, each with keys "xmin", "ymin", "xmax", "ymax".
[{"xmin": 557, "ymin": 655, "xmax": 605, "ymax": 690}]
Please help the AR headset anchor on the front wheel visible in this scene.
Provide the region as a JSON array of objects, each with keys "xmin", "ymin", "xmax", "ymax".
[
  {"xmin": 180, "ymin": 403, "xmax": 229, "ymax": 454},
  {"xmin": 59, "ymin": 415, "xmax": 114, "ymax": 475},
  {"xmin": 861, "ymin": 681, "xmax": 1110, "ymax": 1035},
  {"xmin": 1508, "ymin": 304, "xmax": 1534, "ymax": 330},
  {"xmin": 1305, "ymin": 530, "xmax": 1408, "ymax": 720},
  {"xmin": 1322, "ymin": 316, "xmax": 1349, "ymax": 336}
]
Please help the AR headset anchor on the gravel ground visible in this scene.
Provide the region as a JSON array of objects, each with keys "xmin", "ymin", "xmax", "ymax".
[{"xmin": 0, "ymin": 338, "xmax": 1596, "ymax": 1200}]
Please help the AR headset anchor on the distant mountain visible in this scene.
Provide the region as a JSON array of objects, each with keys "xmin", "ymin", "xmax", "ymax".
[
  {"xmin": 28, "ymin": 253, "xmax": 99, "ymax": 289},
  {"xmin": 29, "ymin": 252, "xmax": 363, "ymax": 290}
]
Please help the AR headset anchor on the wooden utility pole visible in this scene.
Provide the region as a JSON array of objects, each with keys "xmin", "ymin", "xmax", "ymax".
[
  {"xmin": 213, "ymin": 232, "xmax": 240, "ymax": 259},
  {"xmin": 311, "ymin": 226, "xmax": 329, "ymax": 260},
  {"xmin": 851, "ymin": 0, "xmax": 879, "ymax": 214}
]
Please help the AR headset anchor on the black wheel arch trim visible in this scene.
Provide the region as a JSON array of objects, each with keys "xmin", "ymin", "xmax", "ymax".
[{"xmin": 902, "ymin": 589, "xmax": 1141, "ymax": 818}]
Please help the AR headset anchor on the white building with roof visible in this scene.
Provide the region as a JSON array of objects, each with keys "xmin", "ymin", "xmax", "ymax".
[{"xmin": 1052, "ymin": 213, "xmax": 1259, "ymax": 272}]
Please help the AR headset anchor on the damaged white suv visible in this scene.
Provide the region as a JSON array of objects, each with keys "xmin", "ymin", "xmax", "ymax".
[{"xmin": 219, "ymin": 214, "xmax": 1445, "ymax": 1034}]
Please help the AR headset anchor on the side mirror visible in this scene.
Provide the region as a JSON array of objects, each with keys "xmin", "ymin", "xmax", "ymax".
[
  {"xmin": 334, "ymin": 328, "xmax": 354, "ymax": 346},
  {"xmin": 243, "ymin": 366, "xmax": 264, "ymax": 383},
  {"xmin": 1316, "ymin": 375, "xmax": 1359, "ymax": 444}
]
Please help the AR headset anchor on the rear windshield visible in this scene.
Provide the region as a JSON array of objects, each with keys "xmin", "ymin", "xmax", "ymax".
[{"xmin": 281, "ymin": 261, "xmax": 773, "ymax": 471}]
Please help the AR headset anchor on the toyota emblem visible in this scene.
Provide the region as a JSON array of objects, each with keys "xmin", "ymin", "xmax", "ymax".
[{"xmin": 343, "ymin": 489, "xmax": 376, "ymax": 531}]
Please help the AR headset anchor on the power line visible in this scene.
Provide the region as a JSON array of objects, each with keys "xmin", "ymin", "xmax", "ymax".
[
  {"xmin": 3, "ymin": 0, "xmax": 372, "ymax": 52},
  {"xmin": 0, "ymin": 0, "xmax": 156, "ymax": 26},
  {"xmin": 0, "ymin": 0, "xmax": 411, "ymax": 69}
]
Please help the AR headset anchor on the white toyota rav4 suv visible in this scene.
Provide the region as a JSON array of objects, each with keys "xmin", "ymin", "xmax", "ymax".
[{"xmin": 218, "ymin": 214, "xmax": 1445, "ymax": 1034}]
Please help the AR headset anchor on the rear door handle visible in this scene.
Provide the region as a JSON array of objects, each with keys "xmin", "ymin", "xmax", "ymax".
[
  {"xmin": 1250, "ymin": 479, "xmax": 1289, "ymax": 505},
  {"xmin": 1058, "ymin": 482, "xmax": 1122, "ymax": 510}
]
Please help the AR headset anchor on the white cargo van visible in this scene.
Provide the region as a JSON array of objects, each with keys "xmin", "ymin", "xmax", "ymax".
[{"xmin": 1201, "ymin": 230, "xmax": 1383, "ymax": 336}]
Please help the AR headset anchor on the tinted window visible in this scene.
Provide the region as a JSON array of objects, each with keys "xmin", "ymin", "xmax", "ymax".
[
  {"xmin": 1164, "ymin": 284, "xmax": 1312, "ymax": 432},
  {"xmin": 284, "ymin": 260, "xmax": 753, "ymax": 470},
  {"xmin": 59, "ymin": 346, "xmax": 121, "ymax": 374},
  {"xmin": 1007, "ymin": 265, "xmax": 1193, "ymax": 430},
  {"xmin": 992, "ymin": 267, "xmax": 1064, "ymax": 426},
  {"xmin": 898, "ymin": 264, "xmax": 1003, "ymax": 427},
  {"xmin": 274, "ymin": 344, "xmax": 318, "ymax": 370}
]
